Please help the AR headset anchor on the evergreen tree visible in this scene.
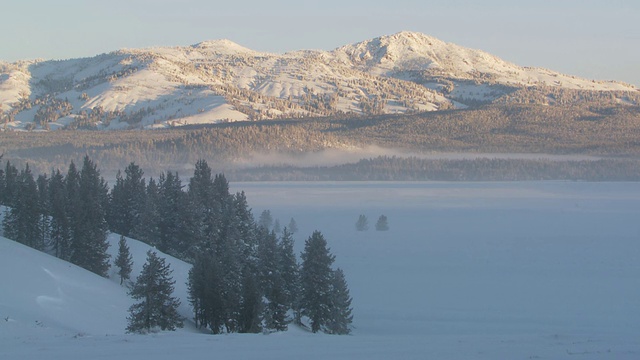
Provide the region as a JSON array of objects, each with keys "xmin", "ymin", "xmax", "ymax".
[
  {"xmin": 258, "ymin": 230, "xmax": 288, "ymax": 332},
  {"xmin": 36, "ymin": 174, "xmax": 50, "ymax": 251},
  {"xmin": 238, "ymin": 263, "xmax": 262, "ymax": 333},
  {"xmin": 258, "ymin": 209, "xmax": 273, "ymax": 231},
  {"xmin": 326, "ymin": 268, "xmax": 353, "ymax": 335},
  {"xmin": 70, "ymin": 156, "xmax": 110, "ymax": 277},
  {"xmin": 300, "ymin": 231, "xmax": 335, "ymax": 333},
  {"xmin": 233, "ymin": 191, "xmax": 257, "ymax": 259},
  {"xmin": 2, "ymin": 160, "xmax": 18, "ymax": 207},
  {"xmin": 375, "ymin": 214, "xmax": 389, "ymax": 231},
  {"xmin": 279, "ymin": 228, "xmax": 300, "ymax": 318},
  {"xmin": 355, "ymin": 214, "xmax": 369, "ymax": 231},
  {"xmin": 127, "ymin": 250, "xmax": 183, "ymax": 333},
  {"xmin": 287, "ymin": 217, "xmax": 298, "ymax": 234},
  {"xmin": 107, "ymin": 170, "xmax": 127, "ymax": 235},
  {"xmin": 273, "ymin": 219, "xmax": 281, "ymax": 235},
  {"xmin": 0, "ymin": 157, "xmax": 5, "ymax": 205},
  {"xmin": 188, "ymin": 251, "xmax": 225, "ymax": 333},
  {"xmin": 2, "ymin": 165, "xmax": 42, "ymax": 250},
  {"xmin": 49, "ymin": 169, "xmax": 71, "ymax": 260},
  {"xmin": 156, "ymin": 171, "xmax": 187, "ymax": 255},
  {"xmin": 131, "ymin": 177, "xmax": 159, "ymax": 246},
  {"xmin": 115, "ymin": 235, "xmax": 133, "ymax": 286}
]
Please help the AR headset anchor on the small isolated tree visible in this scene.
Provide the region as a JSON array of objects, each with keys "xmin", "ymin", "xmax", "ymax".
[
  {"xmin": 115, "ymin": 235, "xmax": 133, "ymax": 286},
  {"xmin": 355, "ymin": 214, "xmax": 368, "ymax": 231},
  {"xmin": 127, "ymin": 250, "xmax": 183, "ymax": 333},
  {"xmin": 375, "ymin": 215, "xmax": 389, "ymax": 231},
  {"xmin": 326, "ymin": 268, "xmax": 353, "ymax": 335}
]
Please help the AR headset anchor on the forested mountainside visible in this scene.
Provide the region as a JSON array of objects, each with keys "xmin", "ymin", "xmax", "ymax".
[
  {"xmin": 1, "ymin": 31, "xmax": 637, "ymax": 131},
  {"xmin": 1, "ymin": 102, "xmax": 639, "ymax": 180}
]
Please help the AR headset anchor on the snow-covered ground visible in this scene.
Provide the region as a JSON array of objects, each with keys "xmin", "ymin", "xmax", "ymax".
[{"xmin": 2, "ymin": 181, "xmax": 640, "ymax": 359}]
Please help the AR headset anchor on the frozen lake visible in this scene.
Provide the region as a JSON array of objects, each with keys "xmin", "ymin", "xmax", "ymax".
[{"xmin": 231, "ymin": 181, "xmax": 640, "ymax": 357}]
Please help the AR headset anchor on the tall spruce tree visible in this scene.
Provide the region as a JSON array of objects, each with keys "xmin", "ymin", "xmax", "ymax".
[
  {"xmin": 2, "ymin": 160, "xmax": 18, "ymax": 207},
  {"xmin": 156, "ymin": 171, "xmax": 185, "ymax": 255},
  {"xmin": 0, "ymin": 156, "xmax": 5, "ymax": 205},
  {"xmin": 131, "ymin": 177, "xmax": 159, "ymax": 247},
  {"xmin": 48, "ymin": 169, "xmax": 71, "ymax": 260},
  {"xmin": 300, "ymin": 230, "xmax": 335, "ymax": 333},
  {"xmin": 287, "ymin": 217, "xmax": 298, "ymax": 235},
  {"xmin": 36, "ymin": 174, "xmax": 50, "ymax": 251},
  {"xmin": 69, "ymin": 156, "xmax": 110, "ymax": 277},
  {"xmin": 258, "ymin": 230, "xmax": 288, "ymax": 332},
  {"xmin": 127, "ymin": 250, "xmax": 183, "ymax": 333},
  {"xmin": 326, "ymin": 268, "xmax": 354, "ymax": 335},
  {"xmin": 238, "ymin": 262, "xmax": 262, "ymax": 333},
  {"xmin": 279, "ymin": 228, "xmax": 300, "ymax": 319},
  {"xmin": 258, "ymin": 210, "xmax": 273, "ymax": 231},
  {"xmin": 2, "ymin": 164, "xmax": 42, "ymax": 250},
  {"xmin": 115, "ymin": 235, "xmax": 133, "ymax": 286}
]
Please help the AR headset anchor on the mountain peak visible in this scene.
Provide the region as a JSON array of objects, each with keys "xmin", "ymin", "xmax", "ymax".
[{"xmin": 192, "ymin": 39, "xmax": 257, "ymax": 55}]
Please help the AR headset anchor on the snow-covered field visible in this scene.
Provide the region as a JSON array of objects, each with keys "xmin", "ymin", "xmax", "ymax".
[{"xmin": 2, "ymin": 181, "xmax": 640, "ymax": 359}]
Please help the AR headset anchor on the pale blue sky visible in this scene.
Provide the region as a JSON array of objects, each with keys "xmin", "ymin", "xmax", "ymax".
[{"xmin": 2, "ymin": 0, "xmax": 639, "ymax": 86}]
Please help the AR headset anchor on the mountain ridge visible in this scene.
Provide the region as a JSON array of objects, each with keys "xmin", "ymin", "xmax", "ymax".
[{"xmin": 0, "ymin": 31, "xmax": 637, "ymax": 131}]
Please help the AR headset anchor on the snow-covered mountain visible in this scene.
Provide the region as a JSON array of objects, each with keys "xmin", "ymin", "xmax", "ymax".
[{"xmin": 0, "ymin": 31, "xmax": 637, "ymax": 131}]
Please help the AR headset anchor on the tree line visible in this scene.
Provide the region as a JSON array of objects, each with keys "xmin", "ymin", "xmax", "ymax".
[{"xmin": 0, "ymin": 156, "xmax": 353, "ymax": 335}]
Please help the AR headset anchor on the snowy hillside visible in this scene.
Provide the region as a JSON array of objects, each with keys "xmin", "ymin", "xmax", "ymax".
[
  {"xmin": 0, "ymin": 31, "xmax": 637, "ymax": 131},
  {"xmin": 0, "ymin": 233, "xmax": 193, "ymax": 338}
]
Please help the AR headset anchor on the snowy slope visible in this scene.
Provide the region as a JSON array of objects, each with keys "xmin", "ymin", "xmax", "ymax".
[
  {"xmin": 0, "ymin": 233, "xmax": 193, "ymax": 338},
  {"xmin": 1, "ymin": 32, "xmax": 637, "ymax": 131}
]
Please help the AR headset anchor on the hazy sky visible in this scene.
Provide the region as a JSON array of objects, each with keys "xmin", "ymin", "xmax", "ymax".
[{"xmin": 2, "ymin": 0, "xmax": 639, "ymax": 86}]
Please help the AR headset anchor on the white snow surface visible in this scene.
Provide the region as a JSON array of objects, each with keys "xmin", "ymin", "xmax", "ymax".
[{"xmin": 2, "ymin": 181, "xmax": 640, "ymax": 359}]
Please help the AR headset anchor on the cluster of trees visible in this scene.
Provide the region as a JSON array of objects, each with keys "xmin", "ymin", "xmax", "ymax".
[
  {"xmin": 1, "ymin": 156, "xmax": 111, "ymax": 276},
  {"xmin": 355, "ymin": 214, "xmax": 389, "ymax": 231},
  {"xmin": 0, "ymin": 157, "xmax": 353, "ymax": 335},
  {"xmin": 230, "ymin": 156, "xmax": 640, "ymax": 182},
  {"xmin": 2, "ymin": 102, "xmax": 640, "ymax": 180}
]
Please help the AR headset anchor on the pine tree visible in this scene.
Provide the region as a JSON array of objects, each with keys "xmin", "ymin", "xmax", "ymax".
[
  {"xmin": 115, "ymin": 235, "xmax": 133, "ymax": 286},
  {"xmin": 300, "ymin": 230, "xmax": 335, "ymax": 333},
  {"xmin": 375, "ymin": 214, "xmax": 389, "ymax": 231},
  {"xmin": 258, "ymin": 230, "xmax": 288, "ymax": 332},
  {"xmin": 127, "ymin": 250, "xmax": 183, "ymax": 333},
  {"xmin": 69, "ymin": 156, "xmax": 110, "ymax": 277},
  {"xmin": 0, "ymin": 157, "xmax": 5, "ymax": 205},
  {"xmin": 49, "ymin": 169, "xmax": 71, "ymax": 260},
  {"xmin": 279, "ymin": 227, "xmax": 300, "ymax": 318},
  {"xmin": 288, "ymin": 217, "xmax": 298, "ymax": 234},
  {"xmin": 156, "ymin": 171, "xmax": 186, "ymax": 255},
  {"xmin": 326, "ymin": 268, "xmax": 353, "ymax": 335},
  {"xmin": 355, "ymin": 214, "xmax": 369, "ymax": 231},
  {"xmin": 273, "ymin": 219, "xmax": 282, "ymax": 235},
  {"xmin": 2, "ymin": 164, "xmax": 42, "ymax": 250},
  {"xmin": 258, "ymin": 210, "xmax": 273, "ymax": 231},
  {"xmin": 188, "ymin": 251, "xmax": 225, "ymax": 333},
  {"xmin": 36, "ymin": 174, "xmax": 50, "ymax": 251},
  {"xmin": 238, "ymin": 263, "xmax": 262, "ymax": 333},
  {"xmin": 2, "ymin": 160, "xmax": 18, "ymax": 207},
  {"xmin": 131, "ymin": 177, "xmax": 159, "ymax": 246}
]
